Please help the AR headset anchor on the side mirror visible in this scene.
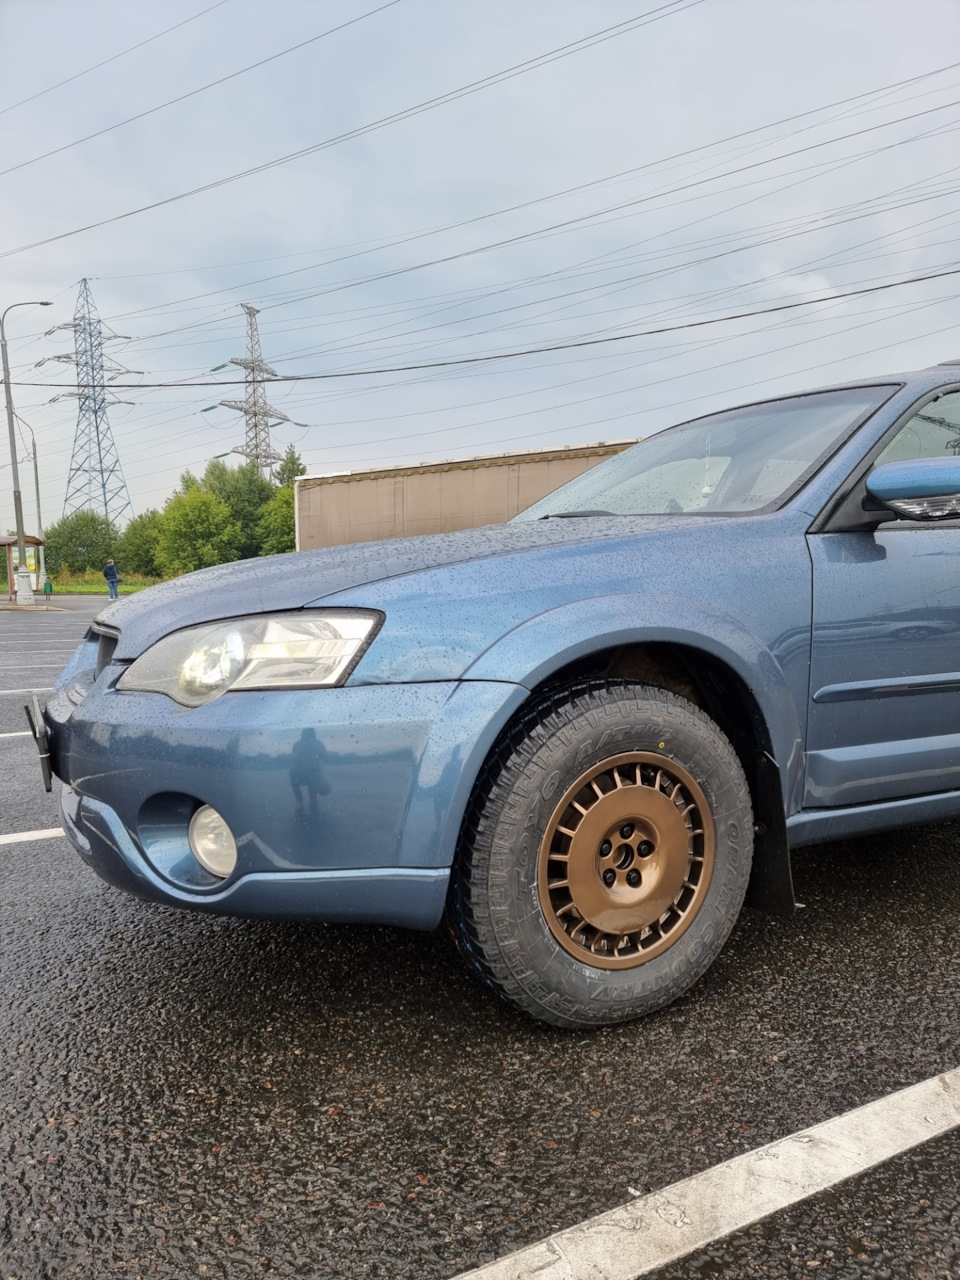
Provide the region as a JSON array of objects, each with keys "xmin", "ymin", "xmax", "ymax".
[{"xmin": 865, "ymin": 458, "xmax": 960, "ymax": 521}]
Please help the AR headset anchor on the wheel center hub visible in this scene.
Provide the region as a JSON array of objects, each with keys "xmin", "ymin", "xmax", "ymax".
[
  {"xmin": 595, "ymin": 816, "xmax": 656, "ymax": 893},
  {"xmin": 569, "ymin": 788, "xmax": 689, "ymax": 933}
]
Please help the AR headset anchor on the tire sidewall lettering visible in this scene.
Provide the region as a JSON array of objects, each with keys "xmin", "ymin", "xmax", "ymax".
[{"xmin": 540, "ymin": 770, "xmax": 562, "ymax": 801}]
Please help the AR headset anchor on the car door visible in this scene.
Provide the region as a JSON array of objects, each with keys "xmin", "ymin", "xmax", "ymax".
[{"xmin": 805, "ymin": 388, "xmax": 960, "ymax": 808}]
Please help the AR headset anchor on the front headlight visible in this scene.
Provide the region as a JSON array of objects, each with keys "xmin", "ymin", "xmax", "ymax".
[{"xmin": 116, "ymin": 610, "xmax": 382, "ymax": 707}]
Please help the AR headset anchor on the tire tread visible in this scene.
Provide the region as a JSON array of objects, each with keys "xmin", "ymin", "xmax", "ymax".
[{"xmin": 447, "ymin": 679, "xmax": 752, "ymax": 1028}]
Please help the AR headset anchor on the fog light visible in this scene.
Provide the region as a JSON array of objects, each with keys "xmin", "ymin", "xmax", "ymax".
[{"xmin": 188, "ymin": 804, "xmax": 237, "ymax": 878}]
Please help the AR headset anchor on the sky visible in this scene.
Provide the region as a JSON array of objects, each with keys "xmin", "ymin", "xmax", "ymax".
[{"xmin": 1, "ymin": 0, "xmax": 960, "ymax": 530}]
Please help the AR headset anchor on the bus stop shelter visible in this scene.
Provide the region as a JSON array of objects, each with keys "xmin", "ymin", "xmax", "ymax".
[{"xmin": 2, "ymin": 535, "xmax": 44, "ymax": 601}]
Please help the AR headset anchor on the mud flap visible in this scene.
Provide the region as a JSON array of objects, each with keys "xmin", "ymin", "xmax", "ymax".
[{"xmin": 24, "ymin": 694, "xmax": 52, "ymax": 793}]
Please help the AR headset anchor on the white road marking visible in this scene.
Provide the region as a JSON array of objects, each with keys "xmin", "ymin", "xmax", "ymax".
[
  {"xmin": 0, "ymin": 687, "xmax": 53, "ymax": 695},
  {"xmin": 0, "ymin": 730, "xmax": 31, "ymax": 738},
  {"xmin": 457, "ymin": 1067, "xmax": 960, "ymax": 1280},
  {"xmin": 0, "ymin": 827, "xmax": 64, "ymax": 846}
]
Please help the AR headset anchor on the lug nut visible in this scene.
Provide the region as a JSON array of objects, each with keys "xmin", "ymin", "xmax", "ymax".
[
  {"xmin": 599, "ymin": 840, "xmax": 612, "ymax": 856},
  {"xmin": 637, "ymin": 840, "xmax": 654, "ymax": 857},
  {"xmin": 602, "ymin": 869, "xmax": 616, "ymax": 887},
  {"xmin": 626, "ymin": 869, "xmax": 641, "ymax": 888},
  {"xmin": 619, "ymin": 823, "xmax": 635, "ymax": 839}
]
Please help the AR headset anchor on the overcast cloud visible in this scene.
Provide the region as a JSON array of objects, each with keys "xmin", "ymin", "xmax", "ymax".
[{"xmin": 1, "ymin": 0, "xmax": 959, "ymax": 526}]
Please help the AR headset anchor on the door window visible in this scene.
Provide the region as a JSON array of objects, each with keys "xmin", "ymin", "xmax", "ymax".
[
  {"xmin": 871, "ymin": 391, "xmax": 960, "ymax": 526},
  {"xmin": 874, "ymin": 391, "xmax": 960, "ymax": 466}
]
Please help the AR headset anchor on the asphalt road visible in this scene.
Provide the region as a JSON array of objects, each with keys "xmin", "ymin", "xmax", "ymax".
[{"xmin": 1, "ymin": 600, "xmax": 958, "ymax": 1279}]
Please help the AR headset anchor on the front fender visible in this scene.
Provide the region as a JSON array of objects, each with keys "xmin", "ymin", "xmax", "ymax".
[{"xmin": 463, "ymin": 591, "xmax": 804, "ymax": 810}]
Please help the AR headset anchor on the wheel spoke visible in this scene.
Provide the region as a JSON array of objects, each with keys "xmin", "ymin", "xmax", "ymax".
[{"xmin": 538, "ymin": 748, "xmax": 715, "ymax": 971}]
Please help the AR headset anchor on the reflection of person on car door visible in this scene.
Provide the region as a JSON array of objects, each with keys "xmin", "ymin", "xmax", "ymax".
[{"xmin": 289, "ymin": 728, "xmax": 329, "ymax": 811}]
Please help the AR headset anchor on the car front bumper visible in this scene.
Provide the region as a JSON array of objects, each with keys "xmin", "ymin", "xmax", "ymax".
[{"xmin": 46, "ymin": 667, "xmax": 527, "ymax": 928}]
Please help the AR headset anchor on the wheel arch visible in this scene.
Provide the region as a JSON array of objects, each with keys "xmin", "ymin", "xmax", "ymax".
[{"xmin": 461, "ymin": 629, "xmax": 797, "ymax": 917}]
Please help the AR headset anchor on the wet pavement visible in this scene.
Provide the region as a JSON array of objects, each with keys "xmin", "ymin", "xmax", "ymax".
[
  {"xmin": 651, "ymin": 1128, "xmax": 960, "ymax": 1279},
  {"xmin": 1, "ymin": 603, "xmax": 958, "ymax": 1279}
]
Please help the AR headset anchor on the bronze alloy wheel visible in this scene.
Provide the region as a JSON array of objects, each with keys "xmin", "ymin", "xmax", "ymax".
[{"xmin": 537, "ymin": 751, "xmax": 715, "ymax": 969}]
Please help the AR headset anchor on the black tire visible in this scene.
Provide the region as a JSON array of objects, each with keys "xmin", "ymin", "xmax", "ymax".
[{"xmin": 447, "ymin": 679, "xmax": 753, "ymax": 1028}]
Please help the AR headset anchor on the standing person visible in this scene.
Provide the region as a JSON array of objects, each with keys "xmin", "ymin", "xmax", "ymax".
[{"xmin": 103, "ymin": 558, "xmax": 120, "ymax": 600}]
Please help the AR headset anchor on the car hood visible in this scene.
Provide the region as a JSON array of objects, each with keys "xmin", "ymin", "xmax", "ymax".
[{"xmin": 99, "ymin": 517, "xmax": 669, "ymax": 660}]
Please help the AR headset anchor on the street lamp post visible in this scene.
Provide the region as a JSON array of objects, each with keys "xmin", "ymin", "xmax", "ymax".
[
  {"xmin": 22, "ymin": 421, "xmax": 45, "ymax": 585},
  {"xmin": 1, "ymin": 300, "xmax": 52, "ymax": 604}
]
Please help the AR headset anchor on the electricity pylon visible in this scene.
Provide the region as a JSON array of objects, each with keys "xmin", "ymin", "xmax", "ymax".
[
  {"xmin": 219, "ymin": 303, "xmax": 300, "ymax": 478},
  {"xmin": 51, "ymin": 279, "xmax": 135, "ymax": 524}
]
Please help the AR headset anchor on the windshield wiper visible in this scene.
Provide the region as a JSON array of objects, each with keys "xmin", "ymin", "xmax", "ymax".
[{"xmin": 539, "ymin": 509, "xmax": 616, "ymax": 519}]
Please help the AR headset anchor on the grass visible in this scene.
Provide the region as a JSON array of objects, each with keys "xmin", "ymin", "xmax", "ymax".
[{"xmin": 47, "ymin": 570, "xmax": 164, "ymax": 595}]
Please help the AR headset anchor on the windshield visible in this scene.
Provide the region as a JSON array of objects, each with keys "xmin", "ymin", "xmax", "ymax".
[{"xmin": 515, "ymin": 387, "xmax": 892, "ymax": 519}]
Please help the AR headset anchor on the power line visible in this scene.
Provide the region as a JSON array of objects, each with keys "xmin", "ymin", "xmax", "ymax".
[
  {"xmin": 256, "ymin": 293, "xmax": 960, "ymax": 456},
  {"xmin": 28, "ymin": 283, "xmax": 935, "ymax": 472},
  {"xmin": 271, "ymin": 170, "xmax": 960, "ymax": 367},
  {"xmin": 0, "ymin": 0, "xmax": 232, "ymax": 116},
  {"xmin": 0, "ymin": 0, "xmax": 403, "ymax": 178},
  {"xmin": 255, "ymin": 97, "xmax": 960, "ymax": 315},
  {"xmin": 93, "ymin": 58, "xmax": 960, "ymax": 325},
  {"xmin": 100, "ymin": 88, "xmax": 960, "ymax": 339},
  {"xmin": 328, "ymin": 309, "xmax": 960, "ymax": 468},
  {"xmin": 15, "ymin": 263, "xmax": 960, "ymax": 390},
  {"xmin": 0, "ymin": 0, "xmax": 702, "ymax": 260},
  {"xmin": 23, "ymin": 287, "xmax": 959, "ymax": 493},
  {"xmin": 14, "ymin": 66, "xmax": 960, "ymax": 497},
  {"xmin": 119, "ymin": 307, "xmax": 960, "ymax": 499},
  {"xmin": 102, "ymin": 187, "xmax": 960, "ymax": 369},
  {"xmin": 241, "ymin": 274, "xmax": 960, "ymax": 428},
  {"xmin": 28, "ymin": 196, "xmax": 950, "ymax": 404},
  {"xmin": 9, "ymin": 58, "xmax": 957, "ymax": 349},
  {"xmin": 37, "ymin": 292, "xmax": 933, "ymax": 484}
]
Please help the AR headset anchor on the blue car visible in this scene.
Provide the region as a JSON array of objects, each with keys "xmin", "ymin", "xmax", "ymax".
[{"xmin": 38, "ymin": 363, "xmax": 960, "ymax": 1027}]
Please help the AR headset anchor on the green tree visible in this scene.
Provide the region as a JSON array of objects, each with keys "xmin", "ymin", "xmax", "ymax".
[
  {"xmin": 43, "ymin": 509, "xmax": 115, "ymax": 576},
  {"xmin": 116, "ymin": 509, "xmax": 163, "ymax": 577},
  {"xmin": 274, "ymin": 444, "xmax": 306, "ymax": 488},
  {"xmin": 257, "ymin": 485, "xmax": 296, "ymax": 555},
  {"xmin": 202, "ymin": 458, "xmax": 275, "ymax": 559},
  {"xmin": 155, "ymin": 487, "xmax": 241, "ymax": 577}
]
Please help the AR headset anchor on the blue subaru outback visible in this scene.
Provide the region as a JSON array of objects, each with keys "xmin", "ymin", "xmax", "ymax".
[{"xmin": 36, "ymin": 364, "xmax": 960, "ymax": 1027}]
